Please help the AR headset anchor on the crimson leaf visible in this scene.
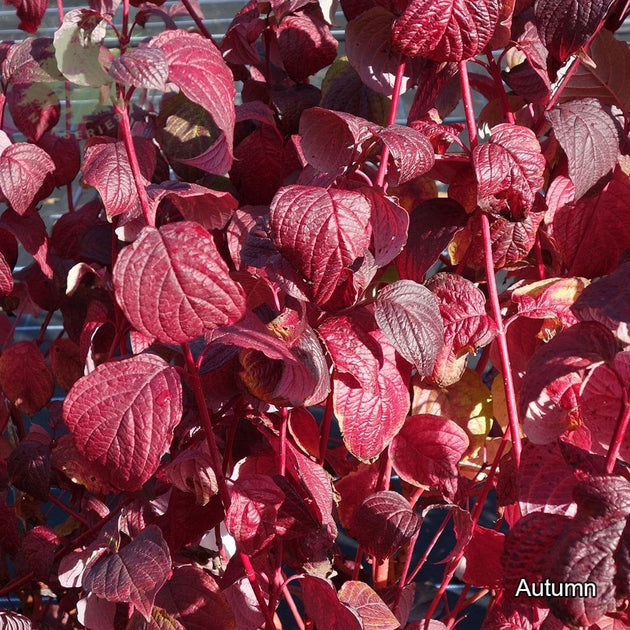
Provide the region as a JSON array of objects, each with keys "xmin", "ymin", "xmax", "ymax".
[
  {"xmin": 375, "ymin": 279, "xmax": 444, "ymax": 377},
  {"xmin": 63, "ymin": 353, "xmax": 182, "ymax": 492},
  {"xmin": 0, "ymin": 143, "xmax": 55, "ymax": 215},
  {"xmin": 392, "ymin": 0, "xmax": 501, "ymax": 62},
  {"xmin": 6, "ymin": 0, "xmax": 46, "ymax": 33},
  {"xmin": 390, "ymin": 414, "xmax": 469, "ymax": 499},
  {"xmin": 269, "ymin": 185, "xmax": 372, "ymax": 307},
  {"xmin": 301, "ymin": 576, "xmax": 363, "ymax": 630},
  {"xmin": 473, "ymin": 123, "xmax": 545, "ymax": 219},
  {"xmin": 376, "ymin": 124, "xmax": 435, "ymax": 185},
  {"xmin": 113, "ymin": 222, "xmax": 246, "ymax": 344},
  {"xmin": 547, "ymin": 98, "xmax": 621, "ymax": 199},
  {"xmin": 83, "ymin": 525, "xmax": 171, "ymax": 619},
  {"xmin": 109, "ymin": 47, "xmax": 168, "ymax": 91},
  {"xmin": 338, "ymin": 580, "xmax": 400, "ymax": 630}
]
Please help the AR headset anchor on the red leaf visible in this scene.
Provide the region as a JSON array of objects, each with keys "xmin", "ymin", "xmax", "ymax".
[
  {"xmin": 37, "ymin": 132, "xmax": 81, "ymax": 187},
  {"xmin": 63, "ymin": 353, "xmax": 182, "ymax": 491},
  {"xmin": 392, "ymin": 0, "xmax": 500, "ymax": 62},
  {"xmin": 0, "ymin": 143, "xmax": 55, "ymax": 215},
  {"xmin": 390, "ymin": 414, "xmax": 469, "ymax": 499},
  {"xmin": 345, "ymin": 6, "xmax": 426, "ymax": 96},
  {"xmin": 83, "ymin": 525, "xmax": 171, "ymax": 619},
  {"xmin": 0, "ymin": 611, "xmax": 32, "ymax": 629},
  {"xmin": 534, "ymin": 0, "xmax": 615, "ymax": 61},
  {"xmin": 276, "ymin": 7, "xmax": 338, "ymax": 82},
  {"xmin": 0, "ymin": 252, "xmax": 12, "ymax": 296},
  {"xmin": 546, "ymin": 167, "xmax": 630, "ymax": 278},
  {"xmin": 461, "ymin": 525, "xmax": 504, "ymax": 589},
  {"xmin": 21, "ymin": 525, "xmax": 59, "ymax": 579},
  {"xmin": 427, "ymin": 272, "xmax": 497, "ymax": 355},
  {"xmin": 338, "ymin": 580, "xmax": 400, "ymax": 630},
  {"xmin": 335, "ymin": 463, "xmax": 380, "ymax": 530},
  {"xmin": 7, "ymin": 82, "xmax": 60, "ymax": 142},
  {"xmin": 352, "ymin": 490, "xmax": 420, "ymax": 560},
  {"xmin": 0, "ymin": 341, "xmax": 53, "ymax": 415},
  {"xmin": 363, "ymin": 188, "xmax": 409, "ymax": 266},
  {"xmin": 547, "ymin": 99, "xmax": 621, "ymax": 199},
  {"xmin": 82, "ymin": 137, "xmax": 154, "ymax": 220},
  {"xmin": 155, "ymin": 565, "xmax": 234, "ymax": 630},
  {"xmin": 473, "ymin": 123, "xmax": 545, "ymax": 219},
  {"xmin": 152, "ymin": 30, "xmax": 235, "ymax": 166},
  {"xmin": 301, "ymin": 576, "xmax": 363, "ymax": 630},
  {"xmin": 520, "ymin": 322, "xmax": 617, "ymax": 444},
  {"xmin": 395, "ymin": 198, "xmax": 468, "ymax": 282},
  {"xmin": 225, "ymin": 473, "xmax": 285, "ymax": 555},
  {"xmin": 109, "ymin": 47, "xmax": 168, "ymax": 91},
  {"xmin": 8, "ymin": 428, "xmax": 51, "ymax": 501},
  {"xmin": 114, "ymin": 222, "xmax": 246, "ymax": 344},
  {"xmin": 269, "ymin": 185, "xmax": 372, "ymax": 307},
  {"xmin": 375, "ymin": 279, "xmax": 444, "ymax": 377},
  {"xmin": 581, "ymin": 351, "xmax": 630, "ymax": 464},
  {"xmin": 6, "ymin": 0, "xmax": 47, "ymax": 33},
  {"xmin": 376, "ymin": 124, "xmax": 435, "ymax": 185}
]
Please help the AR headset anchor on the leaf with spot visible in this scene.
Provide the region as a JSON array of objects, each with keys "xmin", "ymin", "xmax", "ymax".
[
  {"xmin": 113, "ymin": 222, "xmax": 246, "ymax": 344},
  {"xmin": 62, "ymin": 353, "xmax": 182, "ymax": 492}
]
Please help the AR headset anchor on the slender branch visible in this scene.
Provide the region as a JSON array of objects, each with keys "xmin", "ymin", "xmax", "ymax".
[
  {"xmin": 485, "ymin": 53, "xmax": 515, "ymax": 125},
  {"xmin": 606, "ymin": 394, "xmax": 630, "ymax": 474},
  {"xmin": 47, "ymin": 492, "xmax": 90, "ymax": 526},
  {"xmin": 180, "ymin": 0, "xmax": 215, "ymax": 42}
]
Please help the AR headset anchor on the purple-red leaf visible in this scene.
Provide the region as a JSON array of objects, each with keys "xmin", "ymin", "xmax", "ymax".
[
  {"xmin": 338, "ymin": 580, "xmax": 400, "ymax": 630},
  {"xmin": 225, "ymin": 474, "xmax": 285, "ymax": 555},
  {"xmin": 301, "ymin": 576, "xmax": 363, "ymax": 630},
  {"xmin": 376, "ymin": 124, "xmax": 435, "ymax": 186},
  {"xmin": 109, "ymin": 47, "xmax": 168, "ymax": 91},
  {"xmin": 6, "ymin": 0, "xmax": 46, "ymax": 33},
  {"xmin": 152, "ymin": 30, "xmax": 235, "ymax": 166},
  {"xmin": 0, "ymin": 143, "xmax": 55, "ymax": 215},
  {"xmin": 0, "ymin": 341, "xmax": 53, "ymax": 415},
  {"xmin": 269, "ymin": 185, "xmax": 372, "ymax": 307},
  {"xmin": 345, "ymin": 6, "xmax": 425, "ymax": 96},
  {"xmin": 352, "ymin": 490, "xmax": 420, "ymax": 560},
  {"xmin": 392, "ymin": 0, "xmax": 501, "ymax": 62},
  {"xmin": 0, "ymin": 611, "xmax": 32, "ymax": 629},
  {"xmin": 8, "ymin": 428, "xmax": 51, "ymax": 502},
  {"xmin": 547, "ymin": 98, "xmax": 621, "ymax": 199},
  {"xmin": 83, "ymin": 525, "xmax": 171, "ymax": 619},
  {"xmin": 276, "ymin": 7, "xmax": 338, "ymax": 82},
  {"xmin": 8, "ymin": 82, "xmax": 60, "ymax": 142},
  {"xmin": 36, "ymin": 132, "xmax": 80, "ymax": 187},
  {"xmin": 534, "ymin": 0, "xmax": 615, "ymax": 61},
  {"xmin": 390, "ymin": 414, "xmax": 469, "ymax": 499},
  {"xmin": 63, "ymin": 353, "xmax": 182, "ymax": 492},
  {"xmin": 395, "ymin": 198, "xmax": 468, "ymax": 282},
  {"xmin": 155, "ymin": 566, "xmax": 234, "ymax": 630},
  {"xmin": 375, "ymin": 279, "xmax": 444, "ymax": 377},
  {"xmin": 473, "ymin": 123, "xmax": 545, "ymax": 219},
  {"xmin": 363, "ymin": 188, "xmax": 409, "ymax": 266},
  {"xmin": 546, "ymin": 168, "xmax": 630, "ymax": 278},
  {"xmin": 113, "ymin": 222, "xmax": 246, "ymax": 344}
]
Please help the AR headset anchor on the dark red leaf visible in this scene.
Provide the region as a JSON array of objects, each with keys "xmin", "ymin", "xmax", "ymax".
[
  {"xmin": 276, "ymin": 7, "xmax": 338, "ymax": 82},
  {"xmin": 581, "ymin": 351, "xmax": 630, "ymax": 464},
  {"xmin": 392, "ymin": 0, "xmax": 501, "ymax": 61},
  {"xmin": 36, "ymin": 132, "xmax": 81, "ymax": 187},
  {"xmin": 6, "ymin": 0, "xmax": 47, "ymax": 33},
  {"xmin": 0, "ymin": 143, "xmax": 55, "ymax": 215},
  {"xmin": 21, "ymin": 525, "xmax": 59, "ymax": 579},
  {"xmin": 63, "ymin": 353, "xmax": 182, "ymax": 492},
  {"xmin": 545, "ymin": 475, "xmax": 630, "ymax": 626},
  {"xmin": 352, "ymin": 490, "xmax": 420, "ymax": 560},
  {"xmin": 269, "ymin": 185, "xmax": 372, "ymax": 307},
  {"xmin": 113, "ymin": 222, "xmax": 246, "ymax": 344},
  {"xmin": 427, "ymin": 272, "xmax": 497, "ymax": 355},
  {"xmin": 473, "ymin": 123, "xmax": 545, "ymax": 219},
  {"xmin": 520, "ymin": 322, "xmax": 617, "ymax": 443},
  {"xmin": 338, "ymin": 580, "xmax": 400, "ymax": 630},
  {"xmin": 82, "ymin": 137, "xmax": 154, "ymax": 220},
  {"xmin": 335, "ymin": 463, "xmax": 380, "ymax": 530},
  {"xmin": 534, "ymin": 0, "xmax": 615, "ymax": 61},
  {"xmin": 0, "ymin": 611, "xmax": 32, "ymax": 629},
  {"xmin": 395, "ymin": 198, "xmax": 468, "ymax": 282},
  {"xmin": 225, "ymin": 473, "xmax": 285, "ymax": 555},
  {"xmin": 301, "ymin": 576, "xmax": 363, "ymax": 630},
  {"xmin": 109, "ymin": 47, "xmax": 168, "ymax": 91},
  {"xmin": 546, "ymin": 167, "xmax": 630, "ymax": 277},
  {"xmin": 83, "ymin": 525, "xmax": 171, "ymax": 619},
  {"xmin": 8, "ymin": 428, "xmax": 51, "ymax": 502},
  {"xmin": 572, "ymin": 260, "xmax": 630, "ymax": 344},
  {"xmin": 0, "ymin": 252, "xmax": 12, "ymax": 296},
  {"xmin": 375, "ymin": 279, "xmax": 444, "ymax": 377},
  {"xmin": 0, "ymin": 341, "xmax": 53, "ymax": 415},
  {"xmin": 7, "ymin": 82, "xmax": 60, "ymax": 142},
  {"xmin": 391, "ymin": 414, "xmax": 469, "ymax": 499},
  {"xmin": 152, "ymin": 30, "xmax": 235, "ymax": 166},
  {"xmin": 461, "ymin": 525, "xmax": 504, "ymax": 589},
  {"xmin": 50, "ymin": 338, "xmax": 84, "ymax": 392},
  {"xmin": 155, "ymin": 565, "xmax": 234, "ymax": 630},
  {"xmin": 345, "ymin": 6, "xmax": 426, "ymax": 96},
  {"xmin": 362, "ymin": 188, "xmax": 409, "ymax": 266},
  {"xmin": 547, "ymin": 99, "xmax": 621, "ymax": 199}
]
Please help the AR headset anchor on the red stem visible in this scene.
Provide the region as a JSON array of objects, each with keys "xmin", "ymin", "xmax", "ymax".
[
  {"xmin": 375, "ymin": 58, "xmax": 407, "ymax": 189},
  {"xmin": 47, "ymin": 492, "xmax": 90, "ymax": 526},
  {"xmin": 318, "ymin": 392, "xmax": 334, "ymax": 466},
  {"xmin": 485, "ymin": 53, "xmax": 515, "ymax": 125},
  {"xmin": 606, "ymin": 395, "xmax": 630, "ymax": 474},
  {"xmin": 115, "ymin": 102, "xmax": 153, "ymax": 227},
  {"xmin": 179, "ymin": 0, "xmax": 215, "ymax": 42}
]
